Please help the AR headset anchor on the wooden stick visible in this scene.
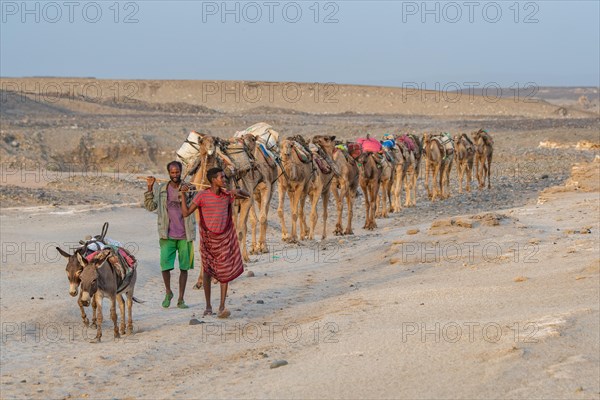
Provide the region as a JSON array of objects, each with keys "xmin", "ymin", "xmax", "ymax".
[{"xmin": 136, "ymin": 176, "xmax": 210, "ymax": 191}]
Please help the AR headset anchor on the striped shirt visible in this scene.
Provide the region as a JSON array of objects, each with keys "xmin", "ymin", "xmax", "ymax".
[{"xmin": 192, "ymin": 189, "xmax": 234, "ymax": 233}]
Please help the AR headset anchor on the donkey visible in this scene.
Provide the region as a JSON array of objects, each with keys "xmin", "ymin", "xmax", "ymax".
[
  {"xmin": 454, "ymin": 133, "xmax": 476, "ymax": 193},
  {"xmin": 472, "ymin": 129, "xmax": 494, "ymax": 189},
  {"xmin": 78, "ymin": 250, "xmax": 137, "ymax": 343},
  {"xmin": 56, "ymin": 246, "xmax": 97, "ymax": 327}
]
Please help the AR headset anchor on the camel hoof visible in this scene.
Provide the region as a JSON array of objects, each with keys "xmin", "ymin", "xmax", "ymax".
[
  {"xmin": 83, "ymin": 319, "xmax": 90, "ymax": 327},
  {"xmin": 90, "ymin": 322, "xmax": 97, "ymax": 329},
  {"xmin": 344, "ymin": 229, "xmax": 354, "ymax": 235},
  {"xmin": 120, "ymin": 327, "xmax": 126, "ymax": 335},
  {"xmin": 127, "ymin": 326, "xmax": 133, "ymax": 335},
  {"xmin": 90, "ymin": 337, "xmax": 101, "ymax": 343}
]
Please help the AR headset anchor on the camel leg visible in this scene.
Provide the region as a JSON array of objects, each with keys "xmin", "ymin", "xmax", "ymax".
[
  {"xmin": 299, "ymin": 189, "xmax": 310, "ymax": 241},
  {"xmin": 487, "ymin": 153, "xmax": 493, "ymax": 189},
  {"xmin": 308, "ymin": 187, "xmax": 319, "ymax": 241},
  {"xmin": 457, "ymin": 162, "xmax": 463, "ymax": 194},
  {"xmin": 249, "ymin": 203, "xmax": 258, "ymax": 254},
  {"xmin": 321, "ymin": 189, "xmax": 329, "ymax": 240},
  {"xmin": 333, "ymin": 180, "xmax": 344, "ymax": 236},
  {"xmin": 370, "ymin": 183, "xmax": 379, "ymax": 229},
  {"xmin": 361, "ymin": 181, "xmax": 369, "ymax": 230},
  {"xmin": 277, "ymin": 179, "xmax": 289, "ymax": 241},
  {"xmin": 425, "ymin": 160, "xmax": 432, "ymax": 200},
  {"xmin": 290, "ymin": 189, "xmax": 300, "ymax": 242},
  {"xmin": 258, "ymin": 183, "xmax": 272, "ymax": 253},
  {"xmin": 345, "ymin": 188, "xmax": 355, "ymax": 235},
  {"xmin": 237, "ymin": 198, "xmax": 252, "ymax": 262},
  {"xmin": 392, "ymin": 172, "xmax": 401, "ymax": 213}
]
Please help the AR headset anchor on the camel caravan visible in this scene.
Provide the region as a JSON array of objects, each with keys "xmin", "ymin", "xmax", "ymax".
[
  {"xmin": 175, "ymin": 123, "xmax": 494, "ymax": 241},
  {"xmin": 56, "ymin": 123, "xmax": 494, "ymax": 342}
]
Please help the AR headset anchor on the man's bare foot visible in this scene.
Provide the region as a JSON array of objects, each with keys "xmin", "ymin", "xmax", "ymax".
[
  {"xmin": 217, "ymin": 309, "xmax": 231, "ymax": 319},
  {"xmin": 203, "ymin": 308, "xmax": 214, "ymax": 317}
]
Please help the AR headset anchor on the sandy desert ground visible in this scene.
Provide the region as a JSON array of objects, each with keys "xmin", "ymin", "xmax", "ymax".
[{"xmin": 0, "ymin": 78, "xmax": 599, "ymax": 399}]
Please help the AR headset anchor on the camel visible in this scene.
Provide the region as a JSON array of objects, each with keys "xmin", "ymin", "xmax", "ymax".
[
  {"xmin": 357, "ymin": 152, "xmax": 383, "ymax": 230},
  {"xmin": 454, "ymin": 133, "xmax": 475, "ymax": 193},
  {"xmin": 397, "ymin": 134, "xmax": 422, "ymax": 207},
  {"xmin": 331, "ymin": 143, "xmax": 359, "ymax": 236},
  {"xmin": 423, "ymin": 133, "xmax": 454, "ymax": 201},
  {"xmin": 390, "ymin": 141, "xmax": 411, "ymax": 213},
  {"xmin": 189, "ymin": 133, "xmax": 276, "ymax": 262},
  {"xmin": 277, "ymin": 136, "xmax": 314, "ymax": 242},
  {"xmin": 375, "ymin": 151, "xmax": 394, "ymax": 218},
  {"xmin": 472, "ymin": 129, "xmax": 494, "ymax": 189},
  {"xmin": 306, "ymin": 135, "xmax": 337, "ymax": 240}
]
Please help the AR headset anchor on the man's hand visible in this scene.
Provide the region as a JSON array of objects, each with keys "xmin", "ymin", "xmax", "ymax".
[
  {"xmin": 179, "ymin": 182, "xmax": 192, "ymax": 193},
  {"xmin": 231, "ymin": 188, "xmax": 250, "ymax": 199},
  {"xmin": 146, "ymin": 176, "xmax": 156, "ymax": 192}
]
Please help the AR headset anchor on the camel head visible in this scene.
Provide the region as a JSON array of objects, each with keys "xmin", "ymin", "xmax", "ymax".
[
  {"xmin": 241, "ymin": 133, "xmax": 257, "ymax": 153},
  {"xmin": 311, "ymin": 135, "xmax": 336, "ymax": 157},
  {"xmin": 280, "ymin": 137, "xmax": 294, "ymax": 162},
  {"xmin": 198, "ymin": 135, "xmax": 217, "ymax": 157}
]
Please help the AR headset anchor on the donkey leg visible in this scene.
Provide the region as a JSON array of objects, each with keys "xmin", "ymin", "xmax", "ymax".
[
  {"xmin": 127, "ymin": 292, "xmax": 134, "ymax": 334},
  {"xmin": 91, "ymin": 294, "xmax": 103, "ymax": 343},
  {"xmin": 117, "ymin": 294, "xmax": 126, "ymax": 335},
  {"xmin": 78, "ymin": 293, "xmax": 89, "ymax": 326},
  {"xmin": 91, "ymin": 296, "xmax": 98, "ymax": 328},
  {"xmin": 110, "ymin": 295, "xmax": 120, "ymax": 340}
]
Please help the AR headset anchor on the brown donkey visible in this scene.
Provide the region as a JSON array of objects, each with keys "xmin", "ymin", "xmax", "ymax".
[
  {"xmin": 57, "ymin": 246, "xmax": 97, "ymax": 327},
  {"xmin": 472, "ymin": 129, "xmax": 494, "ymax": 189},
  {"xmin": 79, "ymin": 250, "xmax": 138, "ymax": 343},
  {"xmin": 454, "ymin": 133, "xmax": 475, "ymax": 193}
]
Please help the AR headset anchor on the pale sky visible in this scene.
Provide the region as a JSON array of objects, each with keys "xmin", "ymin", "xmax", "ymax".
[{"xmin": 1, "ymin": 1, "xmax": 599, "ymax": 87}]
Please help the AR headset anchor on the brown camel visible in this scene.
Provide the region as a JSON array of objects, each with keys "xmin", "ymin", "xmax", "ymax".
[
  {"xmin": 277, "ymin": 136, "xmax": 313, "ymax": 242},
  {"xmin": 454, "ymin": 133, "xmax": 475, "ymax": 193},
  {"xmin": 230, "ymin": 134, "xmax": 278, "ymax": 260},
  {"xmin": 375, "ymin": 152, "xmax": 394, "ymax": 218},
  {"xmin": 357, "ymin": 152, "xmax": 383, "ymax": 230},
  {"xmin": 331, "ymin": 143, "xmax": 359, "ymax": 236},
  {"xmin": 398, "ymin": 134, "xmax": 422, "ymax": 207},
  {"xmin": 423, "ymin": 133, "xmax": 454, "ymax": 201},
  {"xmin": 472, "ymin": 129, "xmax": 494, "ymax": 189},
  {"xmin": 189, "ymin": 133, "xmax": 275, "ymax": 262},
  {"xmin": 307, "ymin": 135, "xmax": 337, "ymax": 240},
  {"xmin": 390, "ymin": 141, "xmax": 411, "ymax": 213}
]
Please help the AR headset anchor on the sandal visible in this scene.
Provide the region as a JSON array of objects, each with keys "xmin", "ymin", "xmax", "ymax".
[
  {"xmin": 177, "ymin": 300, "xmax": 189, "ymax": 309},
  {"xmin": 162, "ymin": 292, "xmax": 173, "ymax": 308}
]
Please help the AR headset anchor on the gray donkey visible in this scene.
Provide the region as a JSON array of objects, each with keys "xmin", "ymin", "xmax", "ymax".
[{"xmin": 78, "ymin": 249, "xmax": 139, "ymax": 343}]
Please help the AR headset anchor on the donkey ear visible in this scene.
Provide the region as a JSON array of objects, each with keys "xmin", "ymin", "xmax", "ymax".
[
  {"xmin": 76, "ymin": 252, "xmax": 87, "ymax": 267},
  {"xmin": 56, "ymin": 247, "xmax": 71, "ymax": 258}
]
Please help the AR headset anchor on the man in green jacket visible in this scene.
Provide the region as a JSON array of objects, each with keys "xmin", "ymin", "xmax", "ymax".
[{"xmin": 144, "ymin": 161, "xmax": 196, "ymax": 309}]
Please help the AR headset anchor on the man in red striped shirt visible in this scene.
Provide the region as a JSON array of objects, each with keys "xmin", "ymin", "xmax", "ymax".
[{"xmin": 181, "ymin": 167, "xmax": 249, "ymax": 318}]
